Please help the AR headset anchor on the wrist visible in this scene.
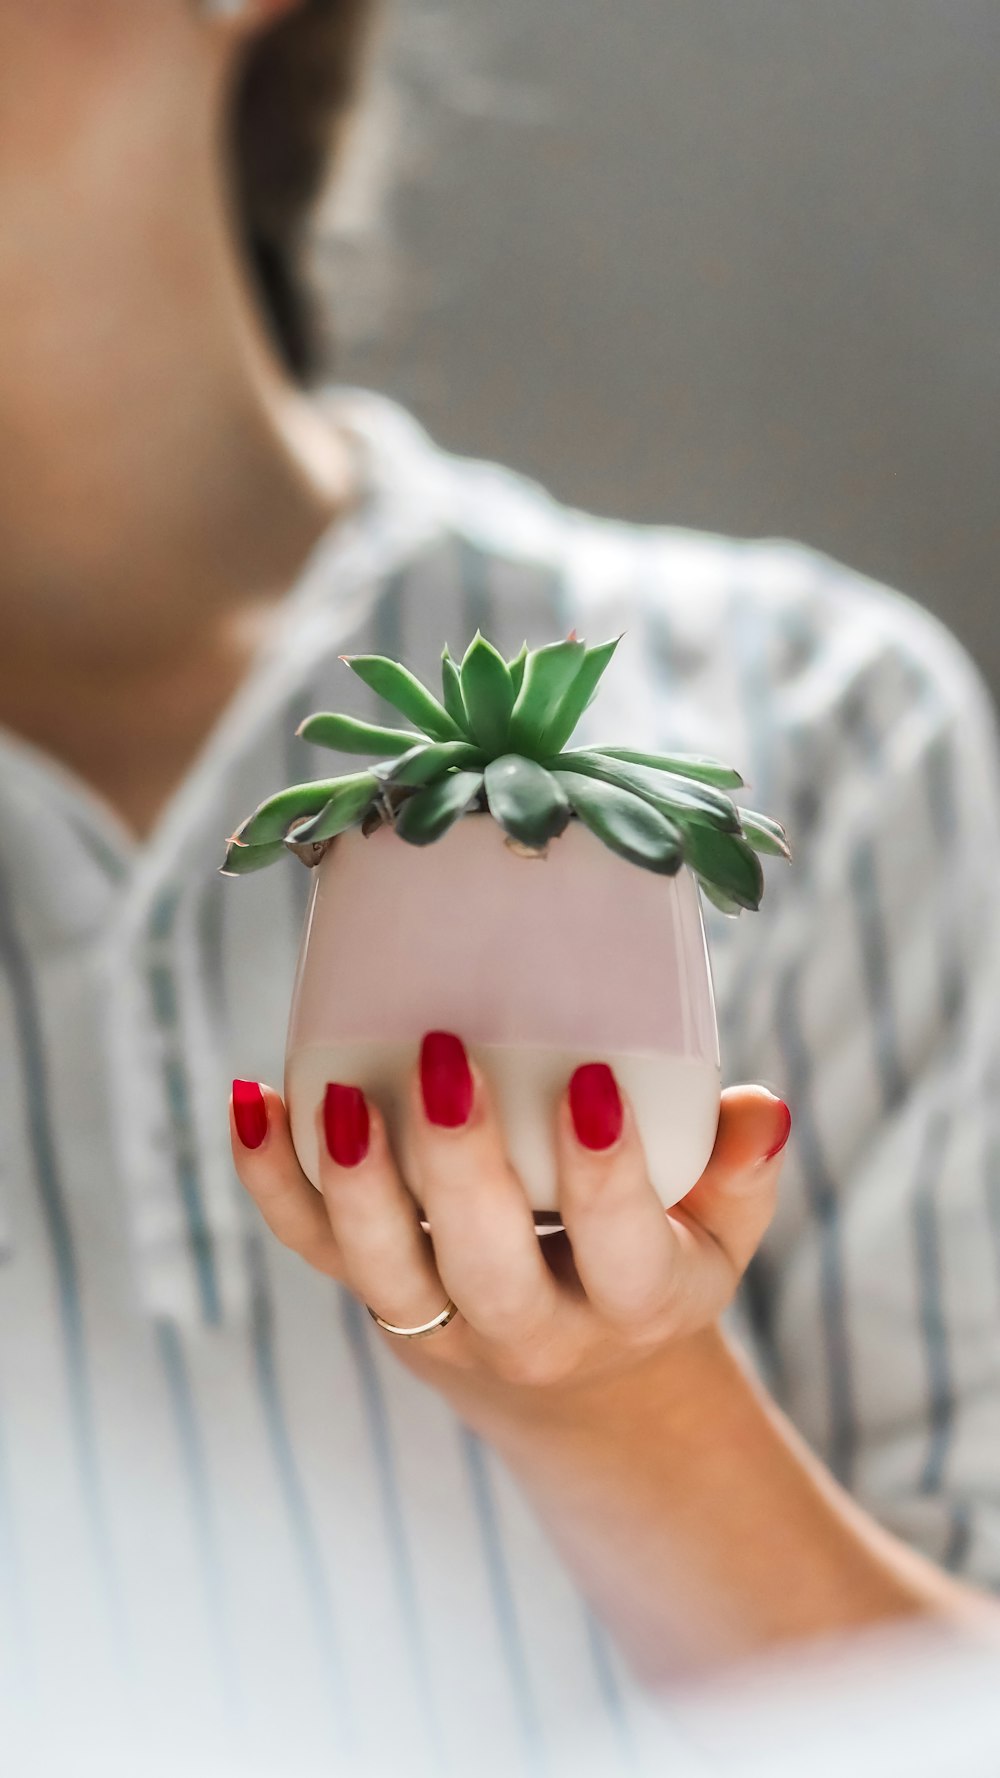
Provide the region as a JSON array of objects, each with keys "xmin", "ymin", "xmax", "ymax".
[{"xmin": 456, "ymin": 1320, "xmax": 748, "ymax": 1458}]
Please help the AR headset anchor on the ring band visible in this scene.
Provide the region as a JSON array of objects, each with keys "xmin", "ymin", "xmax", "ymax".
[{"xmin": 366, "ymin": 1298, "xmax": 459, "ymax": 1340}]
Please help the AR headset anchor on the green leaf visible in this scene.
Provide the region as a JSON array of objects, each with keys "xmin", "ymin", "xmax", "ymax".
[
  {"xmin": 698, "ymin": 879, "xmax": 745, "ymax": 918},
  {"xmin": 394, "ymin": 772, "xmax": 484, "ymax": 846},
  {"xmin": 681, "ymin": 825, "xmax": 764, "ymax": 910},
  {"xmin": 590, "ymin": 745, "xmax": 745, "ymax": 790},
  {"xmin": 232, "ymin": 779, "xmax": 348, "ymax": 846},
  {"xmin": 508, "ymin": 642, "xmax": 528, "ymax": 697},
  {"xmin": 440, "ymin": 646, "xmax": 470, "ymax": 733},
  {"xmin": 343, "ymin": 654, "xmax": 464, "ymax": 743},
  {"xmin": 459, "ymin": 632, "xmax": 516, "ymax": 755},
  {"xmin": 507, "ymin": 639, "xmax": 587, "ymax": 757},
  {"xmin": 281, "ymin": 772, "xmax": 379, "ymax": 844},
  {"xmin": 375, "ymin": 740, "xmax": 483, "ymax": 787},
  {"xmin": 484, "ymin": 756, "xmax": 571, "ymax": 849},
  {"xmin": 295, "ymin": 713, "xmax": 422, "ymax": 757},
  {"xmin": 551, "ymin": 751, "xmax": 740, "ymax": 831},
  {"xmin": 220, "ymin": 839, "xmax": 288, "ymax": 876},
  {"xmin": 535, "ymin": 635, "xmax": 623, "ymax": 755},
  {"xmin": 553, "ymin": 773, "xmax": 684, "ymax": 876},
  {"xmin": 738, "ymin": 809, "xmax": 792, "ymax": 860}
]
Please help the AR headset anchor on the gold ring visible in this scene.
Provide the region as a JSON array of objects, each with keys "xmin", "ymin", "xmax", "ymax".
[{"xmin": 366, "ymin": 1298, "xmax": 459, "ymax": 1340}]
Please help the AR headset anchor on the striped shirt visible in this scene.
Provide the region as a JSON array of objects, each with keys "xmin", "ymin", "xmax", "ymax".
[{"xmin": 2, "ymin": 386, "xmax": 1000, "ymax": 1773}]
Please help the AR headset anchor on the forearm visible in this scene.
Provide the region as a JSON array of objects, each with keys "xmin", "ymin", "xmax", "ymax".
[
  {"xmin": 458, "ymin": 1327, "xmax": 994, "ymax": 1682},
  {"xmin": 235, "ymin": 1073, "xmax": 997, "ymax": 1680}
]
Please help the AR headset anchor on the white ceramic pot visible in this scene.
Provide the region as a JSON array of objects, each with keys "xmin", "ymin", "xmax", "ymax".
[{"xmin": 285, "ymin": 815, "xmax": 721, "ymax": 1221}]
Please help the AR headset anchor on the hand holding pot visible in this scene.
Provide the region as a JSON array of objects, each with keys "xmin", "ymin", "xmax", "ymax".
[
  {"xmin": 230, "ymin": 1036, "xmax": 791, "ymax": 1405},
  {"xmin": 230, "ymin": 1052, "xmax": 996, "ymax": 1679}
]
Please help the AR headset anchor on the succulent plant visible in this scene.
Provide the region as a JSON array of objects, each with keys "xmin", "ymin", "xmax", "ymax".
[{"xmin": 221, "ymin": 633, "xmax": 790, "ymax": 914}]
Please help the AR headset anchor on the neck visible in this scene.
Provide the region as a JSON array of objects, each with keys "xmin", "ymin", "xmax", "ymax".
[{"xmin": 0, "ymin": 28, "xmax": 356, "ymax": 677}]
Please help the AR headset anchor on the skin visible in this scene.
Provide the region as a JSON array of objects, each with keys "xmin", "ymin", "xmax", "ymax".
[
  {"xmin": 1, "ymin": 0, "xmax": 993, "ymax": 1687},
  {"xmin": 0, "ymin": 0, "xmax": 356, "ymax": 836},
  {"xmin": 231, "ymin": 1068, "xmax": 995, "ymax": 1678}
]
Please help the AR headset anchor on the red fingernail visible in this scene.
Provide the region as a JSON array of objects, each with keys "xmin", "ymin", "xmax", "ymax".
[
  {"xmin": 420, "ymin": 1032, "xmax": 473, "ymax": 1128},
  {"xmin": 323, "ymin": 1084, "xmax": 370, "ymax": 1168},
  {"xmin": 763, "ymin": 1100, "xmax": 792, "ymax": 1162},
  {"xmin": 233, "ymin": 1079, "xmax": 267, "ymax": 1150},
  {"xmin": 569, "ymin": 1063, "xmax": 623, "ymax": 1151}
]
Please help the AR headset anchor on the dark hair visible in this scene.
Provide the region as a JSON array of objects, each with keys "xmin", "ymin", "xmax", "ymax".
[{"xmin": 233, "ymin": 0, "xmax": 379, "ymax": 383}]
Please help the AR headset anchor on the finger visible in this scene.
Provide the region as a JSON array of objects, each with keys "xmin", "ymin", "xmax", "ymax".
[
  {"xmin": 554, "ymin": 1064, "xmax": 688, "ymax": 1332},
  {"xmin": 230, "ymin": 1080, "xmax": 342, "ymax": 1276},
  {"xmin": 315, "ymin": 1083, "xmax": 451, "ymax": 1335},
  {"xmin": 404, "ymin": 1033, "xmax": 565, "ymax": 1347},
  {"xmin": 673, "ymin": 1085, "xmax": 790, "ymax": 1278}
]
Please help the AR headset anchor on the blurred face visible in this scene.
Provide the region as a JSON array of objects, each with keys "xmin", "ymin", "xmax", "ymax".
[
  {"xmin": 0, "ymin": 6, "xmax": 213, "ymax": 189},
  {"xmin": 0, "ymin": 0, "xmax": 312, "ymax": 614},
  {"xmin": 0, "ymin": 1, "xmax": 299, "ymax": 180}
]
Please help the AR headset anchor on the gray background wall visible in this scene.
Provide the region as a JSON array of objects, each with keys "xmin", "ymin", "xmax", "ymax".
[{"xmin": 337, "ymin": 2, "xmax": 1000, "ymax": 691}]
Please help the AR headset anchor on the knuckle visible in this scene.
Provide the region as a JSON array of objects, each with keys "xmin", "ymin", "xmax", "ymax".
[
  {"xmin": 558, "ymin": 1163, "xmax": 609, "ymax": 1214},
  {"xmin": 603, "ymin": 1295, "xmax": 675, "ymax": 1346},
  {"xmin": 560, "ymin": 1158, "xmax": 638, "ymax": 1220},
  {"xmin": 591, "ymin": 1252, "xmax": 676, "ymax": 1334}
]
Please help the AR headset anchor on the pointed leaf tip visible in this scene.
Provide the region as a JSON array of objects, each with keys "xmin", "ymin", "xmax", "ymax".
[
  {"xmin": 297, "ymin": 712, "xmax": 422, "ymax": 757},
  {"xmin": 593, "ymin": 745, "xmax": 744, "ymax": 790},
  {"xmin": 507, "ymin": 638, "xmax": 587, "ymax": 757},
  {"xmin": 533, "ymin": 634, "xmax": 622, "ymax": 756},
  {"xmin": 233, "ymin": 778, "xmax": 354, "ymax": 846},
  {"xmin": 220, "ymin": 837, "xmax": 289, "ymax": 876},
  {"xmin": 508, "ymin": 642, "xmax": 529, "ymax": 698},
  {"xmin": 738, "ymin": 809, "xmax": 792, "ymax": 861},
  {"xmin": 460, "ymin": 633, "xmax": 515, "ymax": 756},
  {"xmin": 344, "ymin": 654, "xmax": 463, "ymax": 743},
  {"xmin": 283, "ymin": 772, "xmax": 379, "ymax": 844},
  {"xmin": 440, "ymin": 645, "xmax": 470, "ymax": 732}
]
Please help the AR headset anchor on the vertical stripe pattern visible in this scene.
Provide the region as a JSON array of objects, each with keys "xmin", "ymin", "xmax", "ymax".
[
  {"xmin": 2, "ymin": 386, "xmax": 1000, "ymax": 1763},
  {"xmin": 0, "ymin": 859, "xmax": 127, "ymax": 1657},
  {"xmin": 245, "ymin": 1232, "xmax": 355, "ymax": 1752},
  {"xmin": 147, "ymin": 954, "xmax": 222, "ymax": 1324},
  {"xmin": 460, "ymin": 1428, "xmax": 545, "ymax": 1773},
  {"xmin": 155, "ymin": 1318, "xmax": 241, "ymax": 1718},
  {"xmin": 339, "ymin": 1291, "xmax": 448, "ymax": 1767}
]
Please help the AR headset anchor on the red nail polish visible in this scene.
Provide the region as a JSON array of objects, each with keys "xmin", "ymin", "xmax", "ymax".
[
  {"xmin": 323, "ymin": 1084, "xmax": 370, "ymax": 1168},
  {"xmin": 233, "ymin": 1079, "xmax": 267, "ymax": 1150},
  {"xmin": 569, "ymin": 1063, "xmax": 623, "ymax": 1151},
  {"xmin": 763, "ymin": 1100, "xmax": 792, "ymax": 1162},
  {"xmin": 420, "ymin": 1032, "xmax": 473, "ymax": 1128}
]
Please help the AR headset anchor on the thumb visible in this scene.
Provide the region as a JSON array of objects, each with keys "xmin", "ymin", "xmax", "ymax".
[{"xmin": 674, "ymin": 1085, "xmax": 791, "ymax": 1279}]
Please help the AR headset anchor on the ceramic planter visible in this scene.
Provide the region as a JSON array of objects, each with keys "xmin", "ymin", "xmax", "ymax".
[{"xmin": 285, "ymin": 815, "xmax": 721, "ymax": 1224}]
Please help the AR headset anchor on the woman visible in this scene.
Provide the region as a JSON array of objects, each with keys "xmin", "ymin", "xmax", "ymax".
[{"xmin": 2, "ymin": 1, "xmax": 1000, "ymax": 1770}]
